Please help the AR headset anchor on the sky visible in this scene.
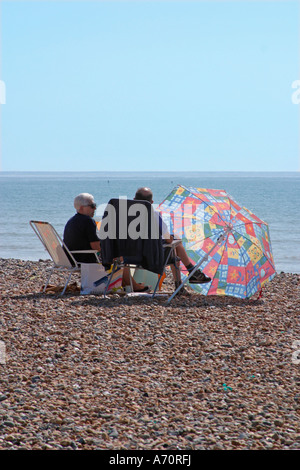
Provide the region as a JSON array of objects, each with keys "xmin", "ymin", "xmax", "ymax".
[{"xmin": 0, "ymin": 0, "xmax": 299, "ymax": 172}]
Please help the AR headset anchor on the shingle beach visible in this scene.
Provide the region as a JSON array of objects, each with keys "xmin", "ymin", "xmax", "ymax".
[{"xmin": 0, "ymin": 257, "xmax": 299, "ymax": 451}]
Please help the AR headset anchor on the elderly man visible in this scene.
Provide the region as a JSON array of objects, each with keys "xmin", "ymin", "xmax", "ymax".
[
  {"xmin": 134, "ymin": 187, "xmax": 211, "ymax": 293},
  {"xmin": 63, "ymin": 193, "xmax": 100, "ymax": 264},
  {"xmin": 64, "ymin": 193, "xmax": 149, "ymax": 291}
]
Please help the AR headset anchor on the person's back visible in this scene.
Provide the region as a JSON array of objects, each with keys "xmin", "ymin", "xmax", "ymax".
[
  {"xmin": 63, "ymin": 212, "xmax": 99, "ymax": 263},
  {"xmin": 63, "ymin": 193, "xmax": 100, "ymax": 264}
]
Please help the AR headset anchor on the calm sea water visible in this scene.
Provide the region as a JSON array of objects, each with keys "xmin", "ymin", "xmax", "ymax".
[{"xmin": 0, "ymin": 171, "xmax": 299, "ymax": 273}]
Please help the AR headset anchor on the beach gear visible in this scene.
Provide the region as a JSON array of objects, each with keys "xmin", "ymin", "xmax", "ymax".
[
  {"xmin": 131, "ymin": 267, "xmax": 162, "ymax": 291},
  {"xmin": 100, "ymin": 198, "xmax": 165, "ymax": 275},
  {"xmin": 30, "ymin": 220, "xmax": 101, "ymax": 295},
  {"xmin": 80, "ymin": 262, "xmax": 123, "ymax": 295},
  {"xmin": 99, "ymin": 198, "xmax": 180, "ymax": 297},
  {"xmin": 156, "ymin": 185, "xmax": 276, "ymax": 302}
]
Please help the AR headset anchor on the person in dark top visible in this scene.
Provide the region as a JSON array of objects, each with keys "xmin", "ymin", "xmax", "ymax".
[
  {"xmin": 63, "ymin": 193, "xmax": 100, "ymax": 264},
  {"xmin": 64, "ymin": 193, "xmax": 149, "ymax": 292}
]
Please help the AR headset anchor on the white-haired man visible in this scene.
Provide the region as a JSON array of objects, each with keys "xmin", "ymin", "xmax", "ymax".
[
  {"xmin": 63, "ymin": 193, "xmax": 100, "ymax": 264},
  {"xmin": 64, "ymin": 193, "xmax": 149, "ymax": 291}
]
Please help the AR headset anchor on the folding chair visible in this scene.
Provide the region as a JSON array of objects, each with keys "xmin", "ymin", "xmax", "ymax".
[
  {"xmin": 151, "ymin": 238, "xmax": 182, "ymax": 298},
  {"xmin": 99, "ymin": 198, "xmax": 165, "ymax": 296},
  {"xmin": 30, "ymin": 220, "xmax": 100, "ymax": 295}
]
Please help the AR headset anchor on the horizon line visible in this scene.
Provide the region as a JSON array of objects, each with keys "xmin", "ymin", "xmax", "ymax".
[{"xmin": 1, "ymin": 170, "xmax": 299, "ymax": 173}]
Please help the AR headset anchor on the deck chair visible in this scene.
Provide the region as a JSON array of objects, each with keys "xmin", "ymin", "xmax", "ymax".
[
  {"xmin": 99, "ymin": 199, "xmax": 180, "ymax": 298},
  {"xmin": 29, "ymin": 220, "xmax": 100, "ymax": 295},
  {"xmin": 99, "ymin": 198, "xmax": 166, "ymax": 296}
]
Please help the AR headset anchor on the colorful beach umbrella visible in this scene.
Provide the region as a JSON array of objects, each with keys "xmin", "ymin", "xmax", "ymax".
[{"xmin": 157, "ymin": 185, "xmax": 276, "ymax": 300}]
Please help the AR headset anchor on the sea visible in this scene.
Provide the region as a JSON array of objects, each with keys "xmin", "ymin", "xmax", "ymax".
[{"xmin": 0, "ymin": 171, "xmax": 299, "ymax": 274}]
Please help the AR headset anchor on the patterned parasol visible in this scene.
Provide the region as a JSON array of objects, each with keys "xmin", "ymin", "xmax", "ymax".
[{"xmin": 157, "ymin": 185, "xmax": 276, "ymax": 299}]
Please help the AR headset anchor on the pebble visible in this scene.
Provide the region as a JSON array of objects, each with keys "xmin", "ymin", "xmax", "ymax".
[{"xmin": 0, "ymin": 258, "xmax": 299, "ymax": 450}]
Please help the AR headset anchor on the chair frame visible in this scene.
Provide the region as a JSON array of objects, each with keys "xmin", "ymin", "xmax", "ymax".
[
  {"xmin": 104, "ymin": 240, "xmax": 181, "ymax": 298},
  {"xmin": 100, "ymin": 198, "xmax": 167, "ymax": 297},
  {"xmin": 151, "ymin": 239, "xmax": 181, "ymax": 298},
  {"xmin": 30, "ymin": 220, "xmax": 100, "ymax": 295},
  {"xmin": 101, "ymin": 227, "xmax": 181, "ymax": 299},
  {"xmin": 166, "ymin": 232, "xmax": 227, "ymax": 303}
]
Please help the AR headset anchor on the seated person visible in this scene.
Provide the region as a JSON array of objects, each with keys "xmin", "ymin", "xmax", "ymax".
[
  {"xmin": 63, "ymin": 193, "xmax": 149, "ymax": 292},
  {"xmin": 134, "ymin": 187, "xmax": 211, "ymax": 291},
  {"xmin": 63, "ymin": 193, "xmax": 101, "ymax": 264}
]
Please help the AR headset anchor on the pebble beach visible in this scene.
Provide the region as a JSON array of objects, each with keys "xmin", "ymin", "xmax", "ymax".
[{"xmin": 0, "ymin": 257, "xmax": 299, "ymax": 451}]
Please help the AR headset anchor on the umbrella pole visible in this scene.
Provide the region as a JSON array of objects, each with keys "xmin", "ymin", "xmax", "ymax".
[{"xmin": 167, "ymin": 232, "xmax": 226, "ymax": 303}]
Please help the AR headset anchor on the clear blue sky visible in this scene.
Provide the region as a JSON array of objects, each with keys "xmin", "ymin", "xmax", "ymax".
[{"xmin": 1, "ymin": 0, "xmax": 299, "ymax": 172}]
